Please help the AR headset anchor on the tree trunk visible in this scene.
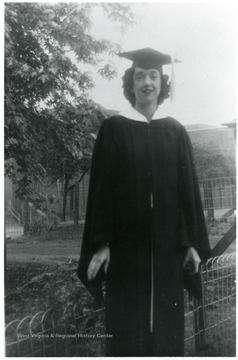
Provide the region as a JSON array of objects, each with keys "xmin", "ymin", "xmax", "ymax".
[
  {"xmin": 74, "ymin": 184, "xmax": 79, "ymax": 226},
  {"xmin": 62, "ymin": 177, "xmax": 69, "ymax": 222},
  {"xmin": 74, "ymin": 171, "xmax": 87, "ymax": 226},
  {"xmin": 23, "ymin": 200, "xmax": 30, "ymax": 233}
]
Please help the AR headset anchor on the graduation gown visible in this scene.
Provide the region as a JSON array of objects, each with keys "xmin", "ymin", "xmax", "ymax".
[{"xmin": 77, "ymin": 112, "xmax": 211, "ymax": 356}]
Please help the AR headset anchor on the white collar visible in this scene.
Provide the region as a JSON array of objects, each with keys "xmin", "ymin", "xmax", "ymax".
[{"xmin": 119, "ymin": 106, "xmax": 167, "ymax": 122}]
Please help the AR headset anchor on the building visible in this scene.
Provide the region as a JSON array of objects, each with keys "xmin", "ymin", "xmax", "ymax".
[{"xmin": 185, "ymin": 123, "xmax": 235, "ymax": 160}]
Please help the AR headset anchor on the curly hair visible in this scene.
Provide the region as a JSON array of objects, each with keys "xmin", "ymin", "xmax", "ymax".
[{"xmin": 122, "ymin": 67, "xmax": 170, "ymax": 107}]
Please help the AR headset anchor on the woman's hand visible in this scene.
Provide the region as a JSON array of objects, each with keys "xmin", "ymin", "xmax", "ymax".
[
  {"xmin": 87, "ymin": 245, "xmax": 110, "ymax": 281},
  {"xmin": 183, "ymin": 247, "xmax": 201, "ymax": 275}
]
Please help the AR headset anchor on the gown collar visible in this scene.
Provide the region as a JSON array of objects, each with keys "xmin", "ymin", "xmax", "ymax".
[{"xmin": 119, "ymin": 106, "xmax": 165, "ymax": 122}]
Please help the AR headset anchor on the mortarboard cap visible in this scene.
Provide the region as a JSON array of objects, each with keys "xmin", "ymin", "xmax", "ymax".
[{"xmin": 118, "ymin": 47, "xmax": 181, "ymax": 71}]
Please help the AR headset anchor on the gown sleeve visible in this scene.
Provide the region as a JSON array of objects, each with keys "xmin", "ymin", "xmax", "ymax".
[
  {"xmin": 178, "ymin": 124, "xmax": 212, "ymax": 298},
  {"xmin": 77, "ymin": 119, "xmax": 117, "ymax": 305}
]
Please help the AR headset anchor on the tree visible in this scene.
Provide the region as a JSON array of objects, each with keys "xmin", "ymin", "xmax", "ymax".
[
  {"xmin": 193, "ymin": 143, "xmax": 235, "ymax": 180},
  {"xmin": 5, "ymin": 3, "xmax": 134, "ymax": 219},
  {"xmin": 39, "ymin": 102, "xmax": 112, "ymax": 221},
  {"xmin": 193, "ymin": 143, "xmax": 235, "ymax": 224}
]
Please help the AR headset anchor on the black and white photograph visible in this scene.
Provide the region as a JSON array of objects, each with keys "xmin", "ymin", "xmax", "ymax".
[{"xmin": 4, "ymin": 1, "xmax": 236, "ymax": 357}]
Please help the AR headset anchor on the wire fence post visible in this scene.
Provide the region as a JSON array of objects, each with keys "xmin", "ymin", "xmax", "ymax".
[{"xmin": 193, "ymin": 298, "xmax": 205, "ymax": 351}]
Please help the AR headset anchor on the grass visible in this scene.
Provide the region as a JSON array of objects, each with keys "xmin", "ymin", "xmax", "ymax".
[
  {"xmin": 5, "ymin": 224, "xmax": 106, "ymax": 356},
  {"xmin": 5, "ymin": 225, "xmax": 85, "ymax": 321},
  {"xmin": 5, "ymin": 223, "xmax": 95, "ymax": 348},
  {"xmin": 6, "ymin": 223, "xmax": 82, "ymax": 263}
]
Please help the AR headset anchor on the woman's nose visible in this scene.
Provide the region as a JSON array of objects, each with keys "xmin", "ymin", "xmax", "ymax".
[{"xmin": 144, "ymin": 75, "xmax": 151, "ymax": 85}]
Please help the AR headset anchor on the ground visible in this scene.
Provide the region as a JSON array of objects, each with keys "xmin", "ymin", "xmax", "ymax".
[{"xmin": 5, "ymin": 223, "xmax": 236, "ymax": 356}]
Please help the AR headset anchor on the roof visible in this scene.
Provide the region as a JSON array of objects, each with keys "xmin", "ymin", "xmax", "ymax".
[
  {"xmin": 184, "ymin": 123, "xmax": 218, "ymax": 131},
  {"xmin": 221, "ymin": 119, "xmax": 236, "ymax": 128}
]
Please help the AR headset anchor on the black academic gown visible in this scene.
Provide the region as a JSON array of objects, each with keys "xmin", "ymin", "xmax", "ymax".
[{"xmin": 78, "ymin": 115, "xmax": 211, "ymax": 356}]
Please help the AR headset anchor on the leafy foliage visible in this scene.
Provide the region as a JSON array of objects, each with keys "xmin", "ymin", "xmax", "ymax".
[
  {"xmin": 5, "ymin": 3, "xmax": 134, "ymax": 213},
  {"xmin": 193, "ymin": 143, "xmax": 235, "ymax": 180}
]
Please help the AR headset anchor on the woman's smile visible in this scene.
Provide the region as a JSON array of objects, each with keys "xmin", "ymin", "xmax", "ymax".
[{"xmin": 142, "ymin": 88, "xmax": 153, "ymax": 94}]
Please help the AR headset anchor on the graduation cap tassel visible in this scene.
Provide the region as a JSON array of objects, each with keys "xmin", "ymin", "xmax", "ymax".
[{"xmin": 170, "ymin": 55, "xmax": 175, "ymax": 102}]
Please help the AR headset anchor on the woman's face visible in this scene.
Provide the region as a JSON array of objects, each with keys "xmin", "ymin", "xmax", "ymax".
[{"xmin": 132, "ymin": 67, "xmax": 161, "ymax": 107}]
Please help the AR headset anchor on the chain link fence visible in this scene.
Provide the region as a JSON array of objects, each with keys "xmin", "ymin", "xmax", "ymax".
[{"xmin": 198, "ymin": 176, "xmax": 236, "ymax": 248}]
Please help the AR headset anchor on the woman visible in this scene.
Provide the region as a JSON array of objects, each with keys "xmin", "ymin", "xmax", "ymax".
[{"xmin": 78, "ymin": 48, "xmax": 211, "ymax": 356}]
